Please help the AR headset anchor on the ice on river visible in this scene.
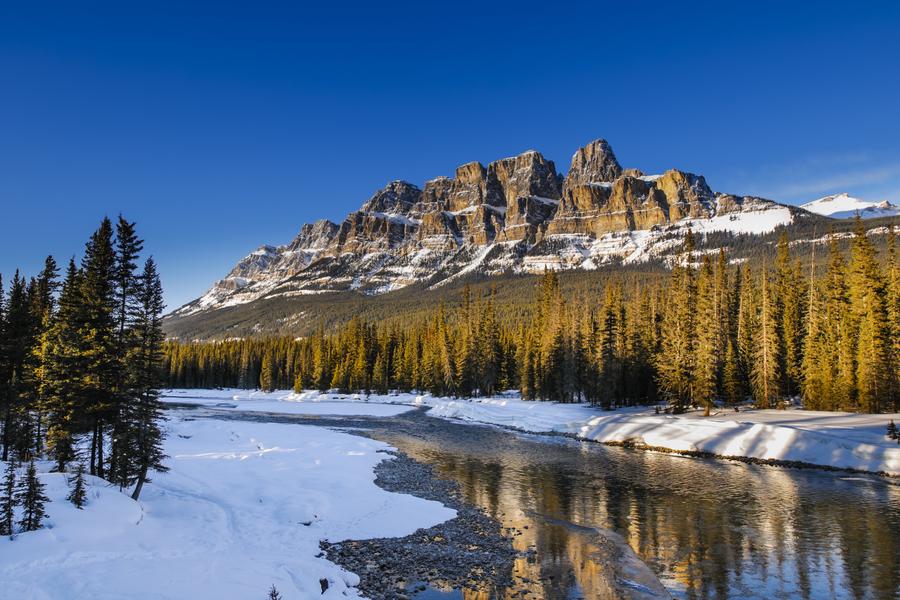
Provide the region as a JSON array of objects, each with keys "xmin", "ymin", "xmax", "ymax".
[{"xmin": 0, "ymin": 415, "xmax": 455, "ymax": 599}]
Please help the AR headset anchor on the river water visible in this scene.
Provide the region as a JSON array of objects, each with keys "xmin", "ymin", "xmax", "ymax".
[
  {"xmin": 181, "ymin": 405, "xmax": 900, "ymax": 599},
  {"xmin": 367, "ymin": 411, "xmax": 900, "ymax": 600}
]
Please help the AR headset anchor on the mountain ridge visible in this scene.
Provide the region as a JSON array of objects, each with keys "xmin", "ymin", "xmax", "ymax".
[{"xmin": 172, "ymin": 139, "xmax": 817, "ymax": 319}]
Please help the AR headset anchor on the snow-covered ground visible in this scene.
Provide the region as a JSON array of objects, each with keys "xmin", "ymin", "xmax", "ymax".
[
  {"xmin": 162, "ymin": 389, "xmax": 900, "ymax": 476},
  {"xmin": 164, "ymin": 388, "xmax": 415, "ymax": 417},
  {"xmin": 0, "ymin": 410, "xmax": 454, "ymax": 599}
]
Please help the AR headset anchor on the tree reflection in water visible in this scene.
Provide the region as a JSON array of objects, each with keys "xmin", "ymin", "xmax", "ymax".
[{"xmin": 378, "ymin": 423, "xmax": 900, "ymax": 600}]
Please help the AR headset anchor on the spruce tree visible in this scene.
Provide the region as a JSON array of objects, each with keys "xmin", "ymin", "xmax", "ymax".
[
  {"xmin": 123, "ymin": 259, "xmax": 168, "ymax": 501},
  {"xmin": 268, "ymin": 585, "xmax": 283, "ymax": 600},
  {"xmin": 801, "ymin": 246, "xmax": 828, "ymax": 410},
  {"xmin": 16, "ymin": 460, "xmax": 49, "ymax": 532},
  {"xmin": 886, "ymin": 227, "xmax": 900, "ymax": 411},
  {"xmin": 31, "ymin": 256, "xmax": 60, "ymax": 455},
  {"xmin": 80, "ymin": 218, "xmax": 119, "ymax": 477},
  {"xmin": 67, "ymin": 462, "xmax": 87, "ymax": 508},
  {"xmin": 694, "ymin": 256, "xmax": 719, "ymax": 415},
  {"xmin": 259, "ymin": 349, "xmax": 276, "ymax": 392},
  {"xmin": 2, "ymin": 271, "xmax": 40, "ymax": 462},
  {"xmin": 109, "ymin": 217, "xmax": 144, "ymax": 483},
  {"xmin": 43, "ymin": 259, "xmax": 85, "ymax": 472},
  {"xmin": 774, "ymin": 234, "xmax": 805, "ymax": 396},
  {"xmin": 656, "ymin": 240, "xmax": 696, "ymax": 412},
  {"xmin": 847, "ymin": 220, "xmax": 892, "ymax": 413},
  {"xmin": 0, "ymin": 460, "xmax": 17, "ymax": 536},
  {"xmin": 752, "ymin": 267, "xmax": 781, "ymax": 409}
]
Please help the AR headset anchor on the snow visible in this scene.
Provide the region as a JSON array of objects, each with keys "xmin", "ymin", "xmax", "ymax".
[
  {"xmin": 682, "ymin": 206, "xmax": 793, "ymax": 235},
  {"xmin": 419, "ymin": 396, "xmax": 900, "ymax": 476},
  {"xmin": 161, "ymin": 390, "xmax": 900, "ymax": 477},
  {"xmin": 368, "ymin": 211, "xmax": 422, "ymax": 226},
  {"xmin": 162, "ymin": 388, "xmax": 416, "ymax": 417},
  {"xmin": 0, "ymin": 409, "xmax": 454, "ymax": 599},
  {"xmin": 801, "ymin": 192, "xmax": 900, "ymax": 220},
  {"xmin": 529, "ymin": 195, "xmax": 560, "ymax": 206}
]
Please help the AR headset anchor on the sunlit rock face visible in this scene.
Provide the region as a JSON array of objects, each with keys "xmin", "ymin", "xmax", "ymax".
[{"xmin": 172, "ymin": 139, "xmax": 808, "ymax": 317}]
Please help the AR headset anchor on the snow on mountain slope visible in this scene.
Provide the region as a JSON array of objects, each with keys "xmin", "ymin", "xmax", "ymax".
[{"xmin": 801, "ymin": 192, "xmax": 900, "ymax": 220}]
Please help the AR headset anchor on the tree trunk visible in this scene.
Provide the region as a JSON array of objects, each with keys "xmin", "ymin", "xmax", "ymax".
[
  {"xmin": 96, "ymin": 420, "xmax": 104, "ymax": 479},
  {"xmin": 89, "ymin": 424, "xmax": 98, "ymax": 476},
  {"xmin": 2, "ymin": 383, "xmax": 12, "ymax": 461},
  {"xmin": 131, "ymin": 463, "xmax": 149, "ymax": 501}
]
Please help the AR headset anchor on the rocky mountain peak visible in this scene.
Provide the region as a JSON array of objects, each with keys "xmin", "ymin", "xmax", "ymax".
[
  {"xmin": 360, "ymin": 180, "xmax": 422, "ymax": 214},
  {"xmin": 289, "ymin": 219, "xmax": 339, "ymax": 251},
  {"xmin": 564, "ymin": 139, "xmax": 623, "ymax": 188}
]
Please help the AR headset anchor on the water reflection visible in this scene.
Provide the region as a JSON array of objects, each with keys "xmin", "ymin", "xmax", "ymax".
[{"xmin": 377, "ymin": 424, "xmax": 900, "ymax": 600}]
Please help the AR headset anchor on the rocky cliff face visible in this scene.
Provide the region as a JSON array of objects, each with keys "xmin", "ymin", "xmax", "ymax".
[{"xmin": 173, "ymin": 138, "xmax": 812, "ymax": 318}]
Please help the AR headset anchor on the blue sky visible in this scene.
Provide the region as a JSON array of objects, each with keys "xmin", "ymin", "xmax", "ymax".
[{"xmin": 2, "ymin": 1, "xmax": 899, "ymax": 310}]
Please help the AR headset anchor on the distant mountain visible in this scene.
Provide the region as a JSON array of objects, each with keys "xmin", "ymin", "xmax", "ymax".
[
  {"xmin": 171, "ymin": 139, "xmax": 810, "ymax": 320},
  {"xmin": 801, "ymin": 192, "xmax": 900, "ymax": 220}
]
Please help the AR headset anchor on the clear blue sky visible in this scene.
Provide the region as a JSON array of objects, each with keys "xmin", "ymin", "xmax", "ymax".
[{"xmin": 2, "ymin": 1, "xmax": 899, "ymax": 310}]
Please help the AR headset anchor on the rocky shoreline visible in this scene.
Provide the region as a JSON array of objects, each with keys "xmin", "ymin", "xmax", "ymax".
[{"xmin": 321, "ymin": 450, "xmax": 518, "ymax": 599}]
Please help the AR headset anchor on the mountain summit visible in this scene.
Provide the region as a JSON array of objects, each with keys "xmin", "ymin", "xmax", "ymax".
[{"xmin": 801, "ymin": 192, "xmax": 900, "ymax": 220}]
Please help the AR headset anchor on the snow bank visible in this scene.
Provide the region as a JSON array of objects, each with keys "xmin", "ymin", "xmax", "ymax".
[
  {"xmin": 162, "ymin": 390, "xmax": 900, "ymax": 476},
  {"xmin": 0, "ymin": 417, "xmax": 454, "ymax": 599},
  {"xmin": 162, "ymin": 388, "xmax": 416, "ymax": 416},
  {"xmin": 421, "ymin": 396, "xmax": 900, "ymax": 476}
]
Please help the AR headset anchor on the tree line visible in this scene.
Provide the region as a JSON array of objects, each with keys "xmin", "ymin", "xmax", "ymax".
[
  {"xmin": 0, "ymin": 216, "xmax": 167, "ymax": 521},
  {"xmin": 165, "ymin": 221, "xmax": 899, "ymax": 414}
]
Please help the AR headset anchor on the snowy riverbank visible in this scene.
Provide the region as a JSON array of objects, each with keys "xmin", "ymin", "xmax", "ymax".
[
  {"xmin": 0, "ymin": 412, "xmax": 454, "ymax": 599},
  {"xmin": 162, "ymin": 389, "xmax": 900, "ymax": 477}
]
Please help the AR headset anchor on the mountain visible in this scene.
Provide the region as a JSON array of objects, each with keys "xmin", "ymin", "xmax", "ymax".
[
  {"xmin": 171, "ymin": 139, "xmax": 811, "ymax": 320},
  {"xmin": 801, "ymin": 192, "xmax": 900, "ymax": 220}
]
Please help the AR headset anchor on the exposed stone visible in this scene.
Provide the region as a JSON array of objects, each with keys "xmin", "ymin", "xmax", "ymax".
[
  {"xmin": 361, "ymin": 180, "xmax": 422, "ymax": 214},
  {"xmin": 563, "ymin": 139, "xmax": 623, "ymax": 189}
]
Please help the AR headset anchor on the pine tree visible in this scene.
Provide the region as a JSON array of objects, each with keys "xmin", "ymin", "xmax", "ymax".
[
  {"xmin": 31, "ymin": 256, "xmax": 60, "ymax": 455},
  {"xmin": 16, "ymin": 460, "xmax": 49, "ymax": 532},
  {"xmin": 109, "ymin": 217, "xmax": 144, "ymax": 484},
  {"xmin": 774, "ymin": 234, "xmax": 805, "ymax": 396},
  {"xmin": 259, "ymin": 348, "xmax": 276, "ymax": 392},
  {"xmin": 752, "ymin": 267, "xmax": 781, "ymax": 409},
  {"xmin": 0, "ymin": 460, "xmax": 16, "ymax": 536},
  {"xmin": 887, "ymin": 420, "xmax": 898, "ymax": 441},
  {"xmin": 721, "ymin": 338, "xmax": 743, "ymax": 407},
  {"xmin": 80, "ymin": 218, "xmax": 119, "ymax": 477},
  {"xmin": 268, "ymin": 585, "xmax": 283, "ymax": 600},
  {"xmin": 694, "ymin": 256, "xmax": 719, "ymax": 415},
  {"xmin": 848, "ymin": 218, "xmax": 891, "ymax": 413},
  {"xmin": 43, "ymin": 259, "xmax": 85, "ymax": 471},
  {"xmin": 2, "ymin": 271, "xmax": 40, "ymax": 462},
  {"xmin": 886, "ymin": 227, "xmax": 900, "ymax": 411},
  {"xmin": 736, "ymin": 264, "xmax": 757, "ymax": 395},
  {"xmin": 801, "ymin": 243, "xmax": 829, "ymax": 410},
  {"xmin": 656, "ymin": 242, "xmax": 696, "ymax": 412},
  {"xmin": 123, "ymin": 259, "xmax": 169, "ymax": 500},
  {"xmin": 67, "ymin": 462, "xmax": 87, "ymax": 508}
]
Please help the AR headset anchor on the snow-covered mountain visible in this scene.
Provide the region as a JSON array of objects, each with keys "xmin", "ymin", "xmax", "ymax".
[
  {"xmin": 170, "ymin": 139, "xmax": 852, "ymax": 319},
  {"xmin": 801, "ymin": 193, "xmax": 900, "ymax": 220}
]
